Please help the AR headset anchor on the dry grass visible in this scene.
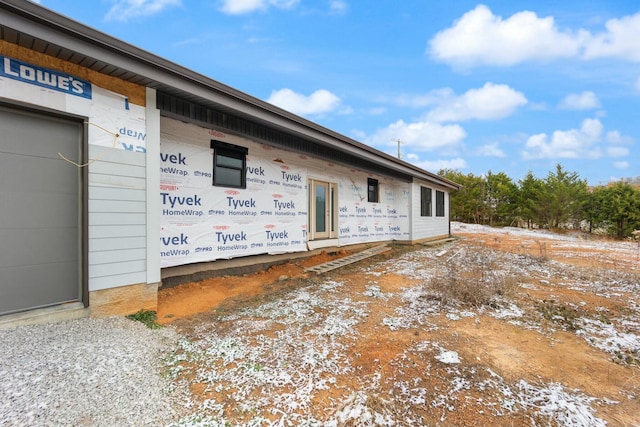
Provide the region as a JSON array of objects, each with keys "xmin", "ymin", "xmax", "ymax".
[{"xmin": 428, "ymin": 247, "xmax": 520, "ymax": 308}]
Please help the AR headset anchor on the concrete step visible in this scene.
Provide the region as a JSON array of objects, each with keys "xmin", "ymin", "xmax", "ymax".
[
  {"xmin": 304, "ymin": 244, "xmax": 391, "ymax": 274},
  {"xmin": 0, "ymin": 302, "xmax": 89, "ymax": 329}
]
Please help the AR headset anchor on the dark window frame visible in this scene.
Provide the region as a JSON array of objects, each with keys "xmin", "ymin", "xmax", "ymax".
[
  {"xmin": 367, "ymin": 178, "xmax": 379, "ymax": 203},
  {"xmin": 436, "ymin": 190, "xmax": 445, "ymax": 217},
  {"xmin": 420, "ymin": 186, "xmax": 432, "ymax": 217},
  {"xmin": 211, "ymin": 139, "xmax": 248, "ymax": 189}
]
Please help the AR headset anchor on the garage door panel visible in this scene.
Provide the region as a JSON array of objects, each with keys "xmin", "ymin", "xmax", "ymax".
[
  {"xmin": 0, "ymin": 109, "xmax": 79, "ymax": 159},
  {"xmin": 0, "ymin": 106, "xmax": 82, "ymax": 315},
  {"xmin": 0, "ymin": 192, "xmax": 78, "ymax": 228},
  {"xmin": 0, "ymin": 152, "xmax": 79, "ymax": 194},
  {"xmin": 0, "ymin": 228, "xmax": 78, "ymax": 268},
  {"xmin": 0, "ymin": 263, "xmax": 79, "ymax": 315}
]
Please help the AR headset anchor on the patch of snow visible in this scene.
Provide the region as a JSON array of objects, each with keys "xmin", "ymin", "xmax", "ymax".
[
  {"xmin": 435, "ymin": 349, "xmax": 461, "ymax": 364},
  {"xmin": 363, "ymin": 285, "xmax": 386, "ymax": 298},
  {"xmin": 446, "ymin": 313, "xmax": 460, "ymax": 321},
  {"xmin": 517, "ymin": 380, "xmax": 607, "ymax": 427},
  {"xmin": 491, "ymin": 303, "xmax": 524, "ymax": 319},
  {"xmin": 452, "ymin": 222, "xmax": 579, "ymax": 242},
  {"xmin": 577, "ymin": 317, "xmax": 640, "ymax": 360},
  {"xmin": 330, "ymin": 392, "xmax": 396, "ymax": 427}
]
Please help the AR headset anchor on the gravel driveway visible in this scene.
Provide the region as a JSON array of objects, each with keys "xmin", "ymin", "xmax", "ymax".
[{"xmin": 0, "ymin": 317, "xmax": 181, "ymax": 427}]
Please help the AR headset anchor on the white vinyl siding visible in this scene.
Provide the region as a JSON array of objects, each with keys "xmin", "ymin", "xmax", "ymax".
[
  {"xmin": 88, "ymin": 145, "xmax": 147, "ymax": 291},
  {"xmin": 411, "ymin": 180, "xmax": 450, "ymax": 241},
  {"xmin": 88, "ymin": 272, "xmax": 147, "ymax": 291}
]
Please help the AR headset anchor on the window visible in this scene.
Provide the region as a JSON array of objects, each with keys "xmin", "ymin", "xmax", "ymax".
[
  {"xmin": 367, "ymin": 178, "xmax": 379, "ymax": 203},
  {"xmin": 436, "ymin": 190, "xmax": 445, "ymax": 217},
  {"xmin": 211, "ymin": 140, "xmax": 247, "ymax": 188},
  {"xmin": 420, "ymin": 186, "xmax": 432, "ymax": 216}
]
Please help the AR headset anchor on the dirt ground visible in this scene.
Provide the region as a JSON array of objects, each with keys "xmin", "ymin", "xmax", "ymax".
[
  {"xmin": 157, "ymin": 250, "xmax": 346, "ymax": 322},
  {"xmin": 160, "ymin": 226, "xmax": 640, "ymax": 426}
]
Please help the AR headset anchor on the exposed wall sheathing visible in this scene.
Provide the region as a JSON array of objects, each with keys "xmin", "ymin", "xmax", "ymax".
[{"xmin": 0, "ymin": 40, "xmax": 145, "ymax": 105}]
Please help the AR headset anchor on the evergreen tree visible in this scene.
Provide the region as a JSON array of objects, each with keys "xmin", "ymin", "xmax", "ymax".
[
  {"xmin": 484, "ymin": 171, "xmax": 518, "ymax": 226},
  {"xmin": 438, "ymin": 165, "xmax": 637, "ymax": 238},
  {"xmin": 598, "ymin": 182, "xmax": 640, "ymax": 238},
  {"xmin": 439, "ymin": 169, "xmax": 485, "ymax": 223},
  {"xmin": 517, "ymin": 171, "xmax": 544, "ymax": 228},
  {"xmin": 543, "ymin": 164, "xmax": 589, "ymax": 229},
  {"xmin": 584, "ymin": 186, "xmax": 607, "ymax": 234}
]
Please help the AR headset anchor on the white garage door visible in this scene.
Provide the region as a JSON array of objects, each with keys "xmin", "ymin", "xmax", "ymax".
[{"xmin": 0, "ymin": 106, "xmax": 82, "ymax": 315}]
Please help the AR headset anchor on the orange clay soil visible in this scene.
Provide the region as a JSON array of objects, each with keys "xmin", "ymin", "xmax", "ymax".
[{"xmin": 157, "ymin": 250, "xmax": 348, "ymax": 323}]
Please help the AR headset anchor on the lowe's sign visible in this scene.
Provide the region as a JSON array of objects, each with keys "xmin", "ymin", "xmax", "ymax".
[{"xmin": 1, "ymin": 56, "xmax": 92, "ymax": 99}]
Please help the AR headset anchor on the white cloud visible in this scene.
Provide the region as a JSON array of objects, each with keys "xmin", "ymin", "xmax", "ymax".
[
  {"xmin": 476, "ymin": 142, "xmax": 506, "ymax": 158},
  {"xmin": 522, "ymin": 123, "xmax": 637, "ymax": 162},
  {"xmin": 219, "ymin": 0, "xmax": 298, "ymax": 14},
  {"xmin": 329, "ymin": 0, "xmax": 348, "ymax": 15},
  {"xmin": 220, "ymin": 0, "xmax": 264, "ymax": 14},
  {"xmin": 429, "ymin": 6, "xmax": 640, "ymax": 67},
  {"xmin": 613, "ymin": 161, "xmax": 629, "ymax": 169},
  {"xmin": 606, "ymin": 130, "xmax": 632, "ymax": 145},
  {"xmin": 390, "ymin": 83, "xmax": 526, "ymax": 122},
  {"xmin": 522, "ymin": 118, "xmax": 608, "ymax": 159},
  {"xmin": 266, "ymin": 88, "xmax": 341, "ymax": 115},
  {"xmin": 409, "ymin": 156, "xmax": 469, "ymax": 173},
  {"xmin": 425, "ymin": 83, "xmax": 527, "ymax": 122},
  {"xmin": 558, "ymin": 91, "xmax": 600, "ymax": 110},
  {"xmin": 583, "ymin": 12, "xmax": 640, "ymax": 61},
  {"xmin": 606, "ymin": 146, "xmax": 629, "ymax": 157},
  {"xmin": 635, "ymin": 76, "xmax": 640, "ymax": 92},
  {"xmin": 365, "ymin": 120, "xmax": 466, "ymax": 152},
  {"xmin": 428, "ymin": 5, "xmax": 583, "ymax": 67},
  {"xmin": 105, "ymin": 0, "xmax": 181, "ymax": 21}
]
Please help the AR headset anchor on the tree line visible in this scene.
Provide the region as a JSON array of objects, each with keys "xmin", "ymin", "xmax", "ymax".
[{"xmin": 439, "ymin": 164, "xmax": 640, "ymax": 239}]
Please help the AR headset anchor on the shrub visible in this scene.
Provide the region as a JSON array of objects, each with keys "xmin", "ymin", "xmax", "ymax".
[{"xmin": 428, "ymin": 247, "xmax": 519, "ymax": 307}]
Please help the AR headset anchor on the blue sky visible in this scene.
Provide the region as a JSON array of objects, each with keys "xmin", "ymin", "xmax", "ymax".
[{"xmin": 33, "ymin": 0, "xmax": 640, "ymax": 185}]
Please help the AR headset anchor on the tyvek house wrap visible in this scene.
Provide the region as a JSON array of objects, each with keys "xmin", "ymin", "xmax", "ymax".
[{"xmin": 159, "ymin": 118, "xmax": 410, "ymax": 268}]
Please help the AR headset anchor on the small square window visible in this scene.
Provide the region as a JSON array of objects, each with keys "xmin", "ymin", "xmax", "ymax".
[
  {"xmin": 367, "ymin": 178, "xmax": 379, "ymax": 203},
  {"xmin": 211, "ymin": 140, "xmax": 247, "ymax": 188}
]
